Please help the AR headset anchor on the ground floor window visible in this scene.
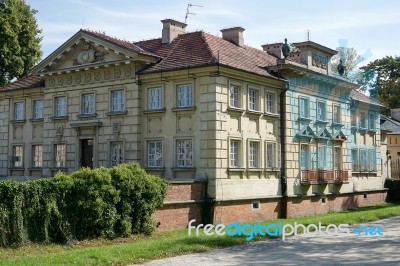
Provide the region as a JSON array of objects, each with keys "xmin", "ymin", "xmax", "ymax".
[
  {"xmin": 266, "ymin": 142, "xmax": 276, "ymax": 168},
  {"xmin": 111, "ymin": 142, "xmax": 124, "ymax": 166},
  {"xmin": 54, "ymin": 144, "xmax": 66, "ymax": 168},
  {"xmin": 176, "ymin": 139, "xmax": 193, "ymax": 167},
  {"xmin": 147, "ymin": 141, "xmax": 163, "ymax": 167},
  {"xmin": 32, "ymin": 145, "xmax": 42, "ymax": 167},
  {"xmin": 13, "ymin": 145, "xmax": 23, "ymax": 167}
]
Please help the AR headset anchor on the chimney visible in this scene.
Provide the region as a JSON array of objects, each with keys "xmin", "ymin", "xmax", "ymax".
[
  {"xmin": 391, "ymin": 108, "xmax": 400, "ymax": 121},
  {"xmin": 261, "ymin": 43, "xmax": 284, "ymax": 59},
  {"xmin": 220, "ymin": 27, "xmax": 245, "ymax": 46},
  {"xmin": 161, "ymin": 19, "xmax": 187, "ymax": 44}
]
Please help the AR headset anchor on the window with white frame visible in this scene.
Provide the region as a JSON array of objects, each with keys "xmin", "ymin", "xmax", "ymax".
[
  {"xmin": 333, "ymin": 147, "xmax": 341, "ymax": 170},
  {"xmin": 248, "ymin": 89, "xmax": 258, "ymax": 111},
  {"xmin": 55, "ymin": 97, "xmax": 66, "ymax": 117},
  {"xmin": 265, "ymin": 92, "xmax": 275, "ymax": 114},
  {"xmin": 177, "ymin": 84, "xmax": 193, "ymax": 108},
  {"xmin": 266, "ymin": 142, "xmax": 276, "ymax": 168},
  {"xmin": 147, "ymin": 141, "xmax": 163, "ymax": 167},
  {"xmin": 230, "ymin": 140, "xmax": 240, "ymax": 167},
  {"xmin": 351, "ymin": 149, "xmax": 358, "ymax": 171},
  {"xmin": 110, "ymin": 142, "xmax": 124, "ymax": 166},
  {"xmin": 111, "ymin": 90, "xmax": 125, "ymax": 112},
  {"xmin": 317, "ymin": 101, "xmax": 326, "ymax": 121},
  {"xmin": 33, "ymin": 100, "xmax": 43, "ymax": 119},
  {"xmin": 333, "ymin": 105, "xmax": 341, "ymax": 123},
  {"xmin": 54, "ymin": 144, "xmax": 66, "ymax": 168},
  {"xmin": 147, "ymin": 87, "xmax": 163, "ymax": 110},
  {"xmin": 360, "ymin": 112, "xmax": 367, "ymax": 129},
  {"xmin": 13, "ymin": 145, "xmax": 23, "ymax": 167},
  {"xmin": 230, "ymin": 84, "xmax": 240, "ymax": 108},
  {"xmin": 176, "ymin": 139, "xmax": 193, "ymax": 167},
  {"xmin": 82, "ymin": 93, "xmax": 95, "ymax": 114},
  {"xmin": 318, "ymin": 145, "xmax": 326, "ymax": 168},
  {"xmin": 369, "ymin": 113, "xmax": 375, "ymax": 130},
  {"xmin": 300, "ymin": 144, "xmax": 309, "ymax": 169},
  {"xmin": 14, "ymin": 102, "xmax": 24, "ymax": 120},
  {"xmin": 369, "ymin": 149, "xmax": 376, "ymax": 171},
  {"xmin": 249, "ymin": 141, "xmax": 259, "ymax": 168},
  {"xmin": 32, "ymin": 145, "xmax": 42, "ymax": 167},
  {"xmin": 351, "ymin": 110, "xmax": 357, "ymax": 127},
  {"xmin": 299, "ymin": 97, "xmax": 309, "ymax": 118}
]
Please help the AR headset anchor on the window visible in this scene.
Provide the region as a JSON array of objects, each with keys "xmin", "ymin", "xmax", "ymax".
[
  {"xmin": 54, "ymin": 144, "xmax": 66, "ymax": 168},
  {"xmin": 360, "ymin": 149, "xmax": 368, "ymax": 171},
  {"xmin": 230, "ymin": 140, "xmax": 240, "ymax": 167},
  {"xmin": 177, "ymin": 84, "xmax": 193, "ymax": 108},
  {"xmin": 299, "ymin": 97, "xmax": 309, "ymax": 118},
  {"xmin": 333, "ymin": 105, "xmax": 341, "ymax": 123},
  {"xmin": 369, "ymin": 149, "xmax": 376, "ymax": 171},
  {"xmin": 249, "ymin": 141, "xmax": 259, "ymax": 168},
  {"xmin": 148, "ymin": 87, "xmax": 163, "ymax": 110},
  {"xmin": 266, "ymin": 142, "xmax": 276, "ymax": 168},
  {"xmin": 147, "ymin": 141, "xmax": 163, "ymax": 167},
  {"xmin": 82, "ymin": 93, "xmax": 95, "ymax": 114},
  {"xmin": 318, "ymin": 145, "xmax": 326, "ymax": 168},
  {"xmin": 14, "ymin": 102, "xmax": 24, "ymax": 120},
  {"xmin": 33, "ymin": 100, "xmax": 44, "ymax": 119},
  {"xmin": 300, "ymin": 144, "xmax": 309, "ymax": 169},
  {"xmin": 111, "ymin": 90, "xmax": 125, "ymax": 112},
  {"xmin": 333, "ymin": 147, "xmax": 341, "ymax": 170},
  {"xmin": 111, "ymin": 142, "xmax": 124, "ymax": 166},
  {"xmin": 229, "ymin": 84, "xmax": 240, "ymax": 108},
  {"xmin": 360, "ymin": 112, "xmax": 367, "ymax": 129},
  {"xmin": 317, "ymin": 101, "xmax": 326, "ymax": 121},
  {"xmin": 55, "ymin": 97, "xmax": 66, "ymax": 117},
  {"xmin": 248, "ymin": 89, "xmax": 258, "ymax": 111},
  {"xmin": 351, "ymin": 149, "xmax": 358, "ymax": 171},
  {"xmin": 265, "ymin": 93, "xmax": 275, "ymax": 114},
  {"xmin": 32, "ymin": 145, "xmax": 42, "ymax": 167},
  {"xmin": 351, "ymin": 110, "xmax": 357, "ymax": 127},
  {"xmin": 176, "ymin": 140, "xmax": 193, "ymax": 167},
  {"xmin": 13, "ymin": 145, "xmax": 23, "ymax": 167},
  {"xmin": 369, "ymin": 113, "xmax": 375, "ymax": 130}
]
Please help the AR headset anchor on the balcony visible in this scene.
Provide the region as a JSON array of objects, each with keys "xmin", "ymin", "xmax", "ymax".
[
  {"xmin": 334, "ymin": 170, "xmax": 349, "ymax": 183},
  {"xmin": 300, "ymin": 169, "xmax": 318, "ymax": 184},
  {"xmin": 301, "ymin": 169, "xmax": 348, "ymax": 184},
  {"xmin": 318, "ymin": 169, "xmax": 334, "ymax": 183}
]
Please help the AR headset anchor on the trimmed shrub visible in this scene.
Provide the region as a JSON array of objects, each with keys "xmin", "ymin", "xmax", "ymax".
[
  {"xmin": 0, "ymin": 162, "xmax": 167, "ymax": 247},
  {"xmin": 385, "ymin": 179, "xmax": 400, "ymax": 202}
]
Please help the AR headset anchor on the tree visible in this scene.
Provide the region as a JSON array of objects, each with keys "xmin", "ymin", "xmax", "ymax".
[
  {"xmin": 331, "ymin": 47, "xmax": 364, "ymax": 82},
  {"xmin": 359, "ymin": 56, "xmax": 400, "ymax": 108},
  {"xmin": 0, "ymin": 0, "xmax": 42, "ymax": 86}
]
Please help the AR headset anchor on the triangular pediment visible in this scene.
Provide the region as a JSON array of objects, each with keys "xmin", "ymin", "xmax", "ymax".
[
  {"xmin": 296, "ymin": 125, "xmax": 316, "ymax": 139},
  {"xmin": 32, "ymin": 30, "xmax": 159, "ymax": 75},
  {"xmin": 316, "ymin": 128, "xmax": 333, "ymax": 139},
  {"xmin": 333, "ymin": 130, "xmax": 347, "ymax": 141}
]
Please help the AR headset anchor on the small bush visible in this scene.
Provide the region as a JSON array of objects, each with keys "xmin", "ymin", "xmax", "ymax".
[
  {"xmin": 0, "ymin": 162, "xmax": 167, "ymax": 247},
  {"xmin": 385, "ymin": 179, "xmax": 400, "ymax": 202}
]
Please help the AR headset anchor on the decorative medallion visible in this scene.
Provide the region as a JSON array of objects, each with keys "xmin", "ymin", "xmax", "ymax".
[
  {"xmin": 75, "ymin": 75, "xmax": 82, "ymax": 84},
  {"xmin": 49, "ymin": 79, "xmax": 55, "ymax": 87},
  {"xmin": 125, "ymin": 68, "xmax": 131, "ymax": 77},
  {"xmin": 58, "ymin": 77, "xmax": 64, "ymax": 86},
  {"xmin": 66, "ymin": 76, "xmax": 72, "ymax": 85},
  {"xmin": 115, "ymin": 69, "xmax": 121, "ymax": 78},
  {"xmin": 112, "ymin": 122, "xmax": 121, "ymax": 133},
  {"xmin": 95, "ymin": 71, "xmax": 101, "ymax": 81},
  {"xmin": 104, "ymin": 70, "xmax": 110, "ymax": 80},
  {"xmin": 56, "ymin": 125, "xmax": 63, "ymax": 136},
  {"xmin": 73, "ymin": 42, "xmax": 107, "ymax": 65},
  {"xmin": 85, "ymin": 73, "xmax": 91, "ymax": 82}
]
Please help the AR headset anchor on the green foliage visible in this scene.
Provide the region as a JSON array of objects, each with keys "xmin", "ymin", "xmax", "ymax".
[
  {"xmin": 0, "ymin": 163, "xmax": 167, "ymax": 247},
  {"xmin": 0, "ymin": 0, "xmax": 42, "ymax": 86},
  {"xmin": 331, "ymin": 47, "xmax": 364, "ymax": 81}
]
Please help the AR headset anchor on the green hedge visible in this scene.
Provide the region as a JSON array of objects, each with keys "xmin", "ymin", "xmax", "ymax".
[
  {"xmin": 385, "ymin": 179, "xmax": 400, "ymax": 202},
  {"xmin": 0, "ymin": 163, "xmax": 167, "ymax": 247}
]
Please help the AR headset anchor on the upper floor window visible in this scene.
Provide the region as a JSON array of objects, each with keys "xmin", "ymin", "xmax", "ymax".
[
  {"xmin": 265, "ymin": 93, "xmax": 275, "ymax": 114},
  {"xmin": 333, "ymin": 147, "xmax": 341, "ymax": 170},
  {"xmin": 14, "ymin": 102, "xmax": 24, "ymax": 120},
  {"xmin": 333, "ymin": 105, "xmax": 341, "ymax": 123},
  {"xmin": 317, "ymin": 101, "xmax": 326, "ymax": 121},
  {"xmin": 248, "ymin": 89, "xmax": 258, "ymax": 111},
  {"xmin": 249, "ymin": 141, "xmax": 259, "ymax": 168},
  {"xmin": 33, "ymin": 100, "xmax": 43, "ymax": 119},
  {"xmin": 300, "ymin": 144, "xmax": 309, "ymax": 169},
  {"xmin": 55, "ymin": 97, "xmax": 66, "ymax": 117},
  {"xmin": 266, "ymin": 142, "xmax": 276, "ymax": 168},
  {"xmin": 13, "ymin": 145, "xmax": 23, "ymax": 167},
  {"xmin": 369, "ymin": 113, "xmax": 375, "ymax": 130},
  {"xmin": 111, "ymin": 90, "xmax": 125, "ymax": 112},
  {"xmin": 299, "ymin": 97, "xmax": 309, "ymax": 118},
  {"xmin": 82, "ymin": 93, "xmax": 95, "ymax": 114},
  {"xmin": 147, "ymin": 141, "xmax": 163, "ymax": 167},
  {"xmin": 230, "ymin": 140, "xmax": 240, "ymax": 167},
  {"xmin": 177, "ymin": 84, "xmax": 193, "ymax": 108},
  {"xmin": 360, "ymin": 112, "xmax": 367, "ymax": 129},
  {"xmin": 230, "ymin": 85, "xmax": 240, "ymax": 108},
  {"xmin": 351, "ymin": 110, "xmax": 357, "ymax": 127},
  {"xmin": 351, "ymin": 149, "xmax": 358, "ymax": 171},
  {"xmin": 148, "ymin": 87, "xmax": 163, "ymax": 110},
  {"xmin": 317, "ymin": 145, "xmax": 326, "ymax": 168},
  {"xmin": 176, "ymin": 139, "xmax": 193, "ymax": 167}
]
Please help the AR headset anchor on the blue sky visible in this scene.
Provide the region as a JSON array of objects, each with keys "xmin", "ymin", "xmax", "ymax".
[{"xmin": 27, "ymin": 0, "xmax": 400, "ymax": 66}]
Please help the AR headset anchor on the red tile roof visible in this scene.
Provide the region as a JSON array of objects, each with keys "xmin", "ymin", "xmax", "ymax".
[
  {"xmin": 135, "ymin": 31, "xmax": 278, "ymax": 78},
  {"xmin": 0, "ymin": 75, "xmax": 43, "ymax": 91}
]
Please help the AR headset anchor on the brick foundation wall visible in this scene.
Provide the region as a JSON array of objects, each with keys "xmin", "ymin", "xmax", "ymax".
[
  {"xmin": 287, "ymin": 190, "xmax": 387, "ymax": 217},
  {"xmin": 212, "ymin": 198, "xmax": 281, "ymax": 224}
]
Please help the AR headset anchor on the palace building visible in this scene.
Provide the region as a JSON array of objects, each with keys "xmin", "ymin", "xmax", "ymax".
[{"xmin": 0, "ymin": 19, "xmax": 388, "ymax": 229}]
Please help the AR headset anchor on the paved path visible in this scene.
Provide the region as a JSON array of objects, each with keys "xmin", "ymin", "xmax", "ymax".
[{"xmin": 135, "ymin": 216, "xmax": 400, "ymax": 265}]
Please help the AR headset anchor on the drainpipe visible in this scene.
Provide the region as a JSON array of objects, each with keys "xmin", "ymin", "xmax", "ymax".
[{"xmin": 280, "ymin": 80, "xmax": 289, "ymax": 219}]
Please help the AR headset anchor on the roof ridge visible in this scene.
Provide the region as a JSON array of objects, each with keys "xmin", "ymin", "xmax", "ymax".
[{"xmin": 200, "ymin": 32, "xmax": 219, "ymax": 64}]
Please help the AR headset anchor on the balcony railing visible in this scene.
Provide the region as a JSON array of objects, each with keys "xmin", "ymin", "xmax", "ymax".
[
  {"xmin": 301, "ymin": 169, "xmax": 348, "ymax": 184},
  {"xmin": 352, "ymin": 163, "xmax": 377, "ymax": 173},
  {"xmin": 300, "ymin": 169, "xmax": 318, "ymax": 184},
  {"xmin": 318, "ymin": 169, "xmax": 334, "ymax": 183},
  {"xmin": 334, "ymin": 170, "xmax": 349, "ymax": 183}
]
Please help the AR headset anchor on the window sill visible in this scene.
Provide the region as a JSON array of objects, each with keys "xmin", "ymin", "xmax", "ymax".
[
  {"xmin": 227, "ymin": 107, "xmax": 245, "ymax": 115},
  {"xmin": 248, "ymin": 168, "xmax": 264, "ymax": 172},
  {"xmin": 298, "ymin": 117, "xmax": 312, "ymax": 122},
  {"xmin": 264, "ymin": 112, "xmax": 279, "ymax": 118},
  {"xmin": 171, "ymin": 167, "xmax": 196, "ymax": 171},
  {"xmin": 50, "ymin": 116, "xmax": 69, "ymax": 121},
  {"xmin": 51, "ymin": 167, "xmax": 68, "ymax": 171},
  {"xmin": 171, "ymin": 106, "xmax": 197, "ymax": 112},
  {"xmin": 105, "ymin": 111, "xmax": 128, "ymax": 117},
  {"xmin": 351, "ymin": 126, "xmax": 358, "ymax": 130},
  {"xmin": 29, "ymin": 118, "xmax": 44, "ymax": 123},
  {"xmin": 10, "ymin": 119, "xmax": 26, "ymax": 124},
  {"xmin": 332, "ymin": 122, "xmax": 344, "ymax": 127},
  {"xmin": 228, "ymin": 167, "xmax": 246, "ymax": 172},
  {"xmin": 28, "ymin": 167, "xmax": 43, "ymax": 171},
  {"xmin": 368, "ymin": 129, "xmax": 377, "ymax": 133},
  {"xmin": 77, "ymin": 113, "xmax": 98, "ymax": 119},
  {"xmin": 315, "ymin": 119, "xmax": 329, "ymax": 124},
  {"xmin": 9, "ymin": 167, "xmax": 24, "ymax": 171},
  {"xmin": 143, "ymin": 108, "xmax": 166, "ymax": 114},
  {"xmin": 145, "ymin": 167, "xmax": 165, "ymax": 171},
  {"xmin": 265, "ymin": 168, "xmax": 280, "ymax": 172}
]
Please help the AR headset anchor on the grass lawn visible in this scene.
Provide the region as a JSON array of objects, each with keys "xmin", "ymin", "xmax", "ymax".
[{"xmin": 0, "ymin": 202, "xmax": 399, "ymax": 266}]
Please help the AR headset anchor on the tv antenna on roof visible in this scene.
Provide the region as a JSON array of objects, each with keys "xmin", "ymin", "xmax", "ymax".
[
  {"xmin": 306, "ymin": 30, "xmax": 311, "ymax": 41},
  {"xmin": 185, "ymin": 3, "xmax": 204, "ymax": 23}
]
